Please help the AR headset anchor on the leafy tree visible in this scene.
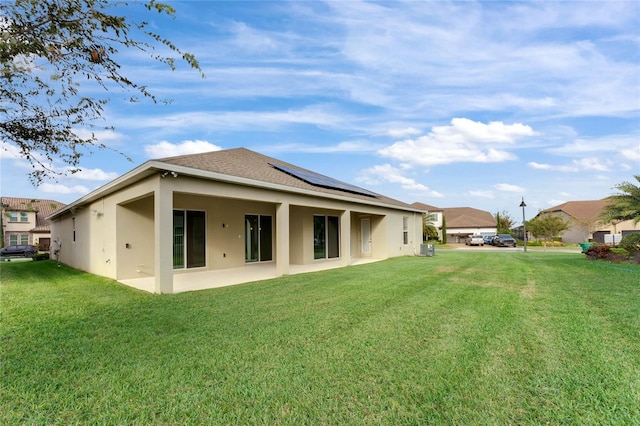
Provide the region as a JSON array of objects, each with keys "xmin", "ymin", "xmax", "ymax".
[
  {"xmin": 0, "ymin": 0, "xmax": 203, "ymax": 184},
  {"xmin": 421, "ymin": 212, "xmax": 438, "ymax": 241},
  {"xmin": 527, "ymin": 214, "xmax": 570, "ymax": 249},
  {"xmin": 571, "ymin": 216, "xmax": 600, "ymax": 243},
  {"xmin": 619, "ymin": 232, "xmax": 640, "ymax": 256},
  {"xmin": 599, "ymin": 175, "xmax": 640, "ymax": 225},
  {"xmin": 494, "ymin": 210, "xmax": 515, "ymax": 234}
]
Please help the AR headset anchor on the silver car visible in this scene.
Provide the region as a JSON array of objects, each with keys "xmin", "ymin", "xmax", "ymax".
[{"xmin": 465, "ymin": 235, "xmax": 485, "ymax": 246}]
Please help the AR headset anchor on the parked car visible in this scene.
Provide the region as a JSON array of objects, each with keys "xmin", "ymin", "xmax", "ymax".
[
  {"xmin": 0, "ymin": 244, "xmax": 38, "ymax": 257},
  {"xmin": 493, "ymin": 234, "xmax": 517, "ymax": 247},
  {"xmin": 483, "ymin": 235, "xmax": 495, "ymax": 245},
  {"xmin": 465, "ymin": 235, "xmax": 485, "ymax": 246}
]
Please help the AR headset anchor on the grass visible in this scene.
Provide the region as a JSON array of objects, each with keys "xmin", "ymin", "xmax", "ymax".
[{"xmin": 2, "ymin": 253, "xmax": 639, "ymax": 425}]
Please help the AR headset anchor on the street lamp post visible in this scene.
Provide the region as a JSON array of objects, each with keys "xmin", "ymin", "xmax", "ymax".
[{"xmin": 519, "ymin": 197, "xmax": 527, "ymax": 252}]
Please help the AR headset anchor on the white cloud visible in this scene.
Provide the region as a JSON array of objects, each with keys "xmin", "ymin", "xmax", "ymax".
[
  {"xmin": 357, "ymin": 164, "xmax": 443, "ymax": 197},
  {"xmin": 145, "ymin": 140, "xmax": 223, "ymax": 158},
  {"xmin": 572, "ymin": 157, "xmax": 609, "ymax": 172},
  {"xmin": 0, "ymin": 141, "xmax": 23, "ymax": 159},
  {"xmin": 528, "ymin": 157, "xmax": 610, "ymax": 172},
  {"xmin": 230, "ymin": 21, "xmax": 279, "ymax": 52},
  {"xmin": 621, "ymin": 146, "xmax": 640, "ymax": 162},
  {"xmin": 378, "ymin": 118, "xmax": 533, "ymax": 167},
  {"xmin": 549, "ymin": 135, "xmax": 639, "ymax": 156},
  {"xmin": 64, "ymin": 168, "xmax": 120, "ymax": 181},
  {"xmin": 432, "ymin": 118, "xmax": 537, "ymax": 144},
  {"xmin": 528, "ymin": 161, "xmax": 577, "ymax": 172},
  {"xmin": 267, "ymin": 140, "xmax": 379, "ymax": 154},
  {"xmin": 494, "ymin": 183, "xmax": 524, "ymax": 193},
  {"xmin": 39, "ymin": 183, "xmax": 90, "ymax": 195},
  {"xmin": 468, "ymin": 190, "xmax": 495, "ymax": 199},
  {"xmin": 126, "ymin": 105, "xmax": 357, "ymax": 134},
  {"xmin": 383, "ymin": 127, "xmax": 422, "ymax": 138},
  {"xmin": 73, "ymin": 128, "xmax": 125, "ymax": 147}
]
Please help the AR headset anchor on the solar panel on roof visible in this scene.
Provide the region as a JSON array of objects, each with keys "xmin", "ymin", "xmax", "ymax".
[{"xmin": 270, "ymin": 163, "xmax": 379, "ymax": 198}]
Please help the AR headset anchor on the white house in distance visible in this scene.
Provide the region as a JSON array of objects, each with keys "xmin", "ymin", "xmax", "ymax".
[
  {"xmin": 48, "ymin": 148, "xmax": 424, "ymax": 294},
  {"xmin": 412, "ymin": 202, "xmax": 496, "ymax": 243}
]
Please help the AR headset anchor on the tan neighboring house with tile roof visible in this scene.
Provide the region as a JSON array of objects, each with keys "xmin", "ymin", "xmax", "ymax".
[
  {"xmin": 1, "ymin": 197, "xmax": 65, "ymax": 251},
  {"xmin": 48, "ymin": 148, "xmax": 424, "ymax": 294},
  {"xmin": 536, "ymin": 199, "xmax": 640, "ymax": 244},
  {"xmin": 412, "ymin": 202, "xmax": 496, "ymax": 243}
]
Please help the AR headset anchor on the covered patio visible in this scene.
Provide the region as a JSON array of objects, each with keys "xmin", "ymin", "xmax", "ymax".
[{"xmin": 119, "ymin": 257, "xmax": 382, "ymax": 293}]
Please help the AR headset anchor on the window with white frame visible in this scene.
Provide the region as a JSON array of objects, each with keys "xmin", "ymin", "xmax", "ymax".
[
  {"xmin": 8, "ymin": 212, "xmax": 27, "ymax": 222},
  {"xmin": 9, "ymin": 234, "xmax": 29, "ymax": 245}
]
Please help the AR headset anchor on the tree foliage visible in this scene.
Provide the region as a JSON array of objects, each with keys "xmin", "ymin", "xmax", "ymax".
[
  {"xmin": 619, "ymin": 232, "xmax": 640, "ymax": 256},
  {"xmin": 0, "ymin": 0, "xmax": 203, "ymax": 184},
  {"xmin": 494, "ymin": 210, "xmax": 515, "ymax": 234},
  {"xmin": 421, "ymin": 212, "xmax": 438, "ymax": 241},
  {"xmin": 599, "ymin": 175, "xmax": 640, "ymax": 225},
  {"xmin": 527, "ymin": 214, "xmax": 569, "ymax": 247}
]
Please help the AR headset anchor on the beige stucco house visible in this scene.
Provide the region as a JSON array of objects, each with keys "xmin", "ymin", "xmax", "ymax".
[
  {"xmin": 412, "ymin": 202, "xmax": 496, "ymax": 243},
  {"xmin": 536, "ymin": 199, "xmax": 640, "ymax": 244},
  {"xmin": 1, "ymin": 197, "xmax": 65, "ymax": 251},
  {"xmin": 48, "ymin": 148, "xmax": 424, "ymax": 294}
]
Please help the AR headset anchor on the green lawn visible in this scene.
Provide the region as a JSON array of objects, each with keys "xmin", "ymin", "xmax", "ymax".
[{"xmin": 2, "ymin": 253, "xmax": 639, "ymax": 425}]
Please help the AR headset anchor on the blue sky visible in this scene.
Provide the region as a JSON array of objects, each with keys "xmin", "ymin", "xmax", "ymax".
[{"xmin": 1, "ymin": 0, "xmax": 639, "ymax": 221}]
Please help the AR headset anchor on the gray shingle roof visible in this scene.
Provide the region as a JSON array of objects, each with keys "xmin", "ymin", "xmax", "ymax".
[
  {"xmin": 157, "ymin": 148, "xmax": 416, "ymax": 209},
  {"xmin": 411, "ymin": 202, "xmax": 442, "ymax": 212},
  {"xmin": 412, "ymin": 202, "xmax": 495, "ymax": 227},
  {"xmin": 441, "ymin": 207, "xmax": 496, "ymax": 228},
  {"xmin": 539, "ymin": 199, "xmax": 609, "ymax": 220}
]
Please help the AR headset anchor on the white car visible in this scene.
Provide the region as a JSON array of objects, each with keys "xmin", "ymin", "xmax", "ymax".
[{"xmin": 465, "ymin": 235, "xmax": 484, "ymax": 246}]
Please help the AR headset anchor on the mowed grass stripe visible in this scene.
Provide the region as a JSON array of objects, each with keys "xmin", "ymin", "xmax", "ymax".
[{"xmin": 1, "ymin": 253, "xmax": 639, "ymax": 424}]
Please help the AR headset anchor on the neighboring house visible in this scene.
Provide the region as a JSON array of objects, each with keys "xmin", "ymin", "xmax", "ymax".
[
  {"xmin": 1, "ymin": 197, "xmax": 65, "ymax": 251},
  {"xmin": 536, "ymin": 199, "xmax": 640, "ymax": 244},
  {"xmin": 411, "ymin": 202, "xmax": 443, "ymax": 240},
  {"xmin": 412, "ymin": 202, "xmax": 496, "ymax": 243},
  {"xmin": 48, "ymin": 148, "xmax": 424, "ymax": 294}
]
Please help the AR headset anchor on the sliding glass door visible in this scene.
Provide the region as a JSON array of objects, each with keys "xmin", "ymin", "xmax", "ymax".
[
  {"xmin": 245, "ymin": 214, "xmax": 273, "ymax": 263},
  {"xmin": 173, "ymin": 210, "xmax": 206, "ymax": 269},
  {"xmin": 314, "ymin": 215, "xmax": 339, "ymax": 260}
]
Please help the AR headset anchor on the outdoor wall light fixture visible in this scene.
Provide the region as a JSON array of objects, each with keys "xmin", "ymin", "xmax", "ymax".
[{"xmin": 160, "ymin": 171, "xmax": 178, "ymax": 178}]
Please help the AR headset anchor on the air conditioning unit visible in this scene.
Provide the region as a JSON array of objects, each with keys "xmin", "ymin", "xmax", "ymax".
[{"xmin": 419, "ymin": 244, "xmax": 435, "ymax": 257}]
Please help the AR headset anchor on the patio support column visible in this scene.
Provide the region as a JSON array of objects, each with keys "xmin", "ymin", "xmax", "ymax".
[
  {"xmin": 341, "ymin": 209, "xmax": 351, "ymax": 266},
  {"xmin": 276, "ymin": 201, "xmax": 290, "ymax": 276},
  {"xmin": 154, "ymin": 179, "xmax": 174, "ymax": 294}
]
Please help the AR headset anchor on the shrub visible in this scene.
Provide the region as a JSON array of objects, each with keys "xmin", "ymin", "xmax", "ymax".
[
  {"xmin": 619, "ymin": 233, "xmax": 640, "ymax": 256},
  {"xmin": 585, "ymin": 244, "xmax": 610, "ymax": 260},
  {"xmin": 585, "ymin": 245, "xmax": 632, "ymax": 264},
  {"xmin": 609, "ymin": 248, "xmax": 630, "ymax": 263},
  {"xmin": 32, "ymin": 253, "xmax": 50, "ymax": 261},
  {"xmin": 607, "ymin": 252, "xmax": 629, "ymax": 263}
]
